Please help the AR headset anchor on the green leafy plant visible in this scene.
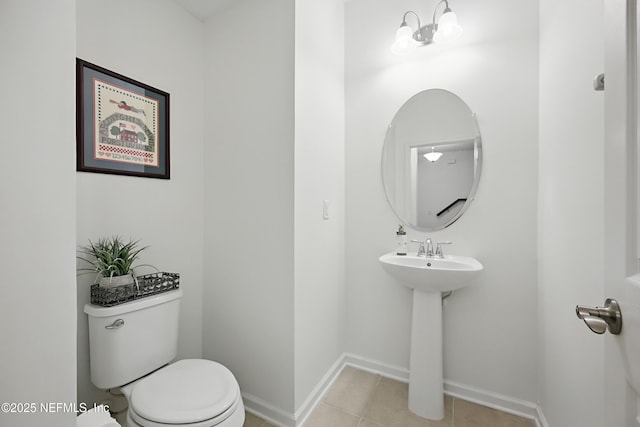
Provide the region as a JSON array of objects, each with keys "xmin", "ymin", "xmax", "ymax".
[{"xmin": 77, "ymin": 236, "xmax": 154, "ymax": 285}]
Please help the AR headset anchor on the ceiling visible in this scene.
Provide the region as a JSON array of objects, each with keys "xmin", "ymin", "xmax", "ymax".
[{"xmin": 174, "ymin": 0, "xmax": 239, "ymax": 21}]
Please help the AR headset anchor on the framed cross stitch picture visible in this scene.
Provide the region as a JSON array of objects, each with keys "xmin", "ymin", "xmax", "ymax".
[{"xmin": 76, "ymin": 58, "xmax": 170, "ymax": 179}]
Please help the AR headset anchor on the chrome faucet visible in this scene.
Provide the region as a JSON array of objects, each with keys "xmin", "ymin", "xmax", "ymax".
[
  {"xmin": 425, "ymin": 238, "xmax": 434, "ymax": 257},
  {"xmin": 410, "ymin": 238, "xmax": 434, "ymax": 257},
  {"xmin": 435, "ymin": 241, "xmax": 452, "ymax": 258}
]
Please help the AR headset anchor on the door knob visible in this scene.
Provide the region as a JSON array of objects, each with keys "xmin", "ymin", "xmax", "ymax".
[
  {"xmin": 575, "ymin": 298, "xmax": 622, "ymax": 335},
  {"xmin": 581, "ymin": 316, "xmax": 608, "ymax": 334}
]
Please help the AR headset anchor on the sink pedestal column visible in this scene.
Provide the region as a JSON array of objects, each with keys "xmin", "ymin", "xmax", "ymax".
[{"xmin": 408, "ymin": 289, "xmax": 444, "ymax": 420}]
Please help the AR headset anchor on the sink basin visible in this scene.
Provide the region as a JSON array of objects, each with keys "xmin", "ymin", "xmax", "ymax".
[{"xmin": 379, "ymin": 252, "xmax": 483, "ymax": 292}]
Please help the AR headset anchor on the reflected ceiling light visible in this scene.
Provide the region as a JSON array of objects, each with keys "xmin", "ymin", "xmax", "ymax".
[
  {"xmin": 424, "ymin": 147, "xmax": 443, "ymax": 162},
  {"xmin": 391, "ymin": 0, "xmax": 463, "ymax": 54}
]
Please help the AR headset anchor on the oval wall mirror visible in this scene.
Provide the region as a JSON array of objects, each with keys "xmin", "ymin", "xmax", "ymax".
[{"xmin": 382, "ymin": 89, "xmax": 482, "ymax": 231}]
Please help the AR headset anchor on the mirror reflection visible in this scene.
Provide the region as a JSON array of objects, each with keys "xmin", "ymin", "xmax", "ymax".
[{"xmin": 382, "ymin": 89, "xmax": 482, "ymax": 231}]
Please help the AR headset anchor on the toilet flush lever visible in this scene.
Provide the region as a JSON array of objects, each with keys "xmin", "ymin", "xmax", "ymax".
[
  {"xmin": 575, "ymin": 298, "xmax": 622, "ymax": 335},
  {"xmin": 105, "ymin": 319, "xmax": 125, "ymax": 330}
]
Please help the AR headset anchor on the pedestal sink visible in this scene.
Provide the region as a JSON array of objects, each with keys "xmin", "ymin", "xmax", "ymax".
[{"xmin": 378, "ymin": 251, "xmax": 483, "ymax": 420}]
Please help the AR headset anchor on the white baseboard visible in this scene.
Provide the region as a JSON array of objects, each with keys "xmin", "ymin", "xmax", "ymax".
[
  {"xmin": 241, "ymin": 391, "xmax": 295, "ymax": 427},
  {"xmin": 241, "ymin": 356, "xmax": 347, "ymax": 427},
  {"xmin": 242, "ymin": 352, "xmax": 549, "ymax": 427},
  {"xmin": 443, "ymin": 379, "xmax": 541, "ymax": 425},
  {"xmin": 294, "ymin": 356, "xmax": 347, "ymax": 426},
  {"xmin": 343, "ymin": 352, "xmax": 409, "ymax": 382},
  {"xmin": 536, "ymin": 405, "xmax": 550, "ymax": 427}
]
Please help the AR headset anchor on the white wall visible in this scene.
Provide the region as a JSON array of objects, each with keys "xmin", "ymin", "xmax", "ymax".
[
  {"xmin": 0, "ymin": 1, "xmax": 77, "ymax": 426},
  {"xmin": 294, "ymin": 0, "xmax": 346, "ymax": 413},
  {"xmin": 345, "ymin": 0, "xmax": 540, "ymax": 403},
  {"xmin": 203, "ymin": 1, "xmax": 346, "ymax": 422},
  {"xmin": 538, "ymin": 0, "xmax": 605, "ymax": 425},
  {"xmin": 203, "ymin": 0, "xmax": 296, "ymax": 418},
  {"xmin": 75, "ymin": 0, "xmax": 205, "ymax": 407}
]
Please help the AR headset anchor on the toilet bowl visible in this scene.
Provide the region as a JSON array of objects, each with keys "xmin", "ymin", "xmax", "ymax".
[
  {"xmin": 76, "ymin": 404, "xmax": 121, "ymax": 427},
  {"xmin": 84, "ymin": 290, "xmax": 245, "ymax": 427},
  {"xmin": 121, "ymin": 359, "xmax": 244, "ymax": 427}
]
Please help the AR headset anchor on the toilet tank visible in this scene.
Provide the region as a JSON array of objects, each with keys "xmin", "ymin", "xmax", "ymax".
[{"xmin": 84, "ymin": 289, "xmax": 182, "ymax": 389}]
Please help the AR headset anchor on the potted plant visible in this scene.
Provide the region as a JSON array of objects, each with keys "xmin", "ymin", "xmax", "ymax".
[{"xmin": 78, "ymin": 236, "xmax": 152, "ymax": 288}]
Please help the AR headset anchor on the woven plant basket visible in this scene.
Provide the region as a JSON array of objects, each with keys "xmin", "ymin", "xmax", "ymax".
[{"xmin": 90, "ymin": 272, "xmax": 180, "ymax": 307}]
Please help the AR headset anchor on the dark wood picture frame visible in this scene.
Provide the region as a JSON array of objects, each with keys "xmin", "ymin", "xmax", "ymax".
[{"xmin": 76, "ymin": 58, "xmax": 170, "ymax": 179}]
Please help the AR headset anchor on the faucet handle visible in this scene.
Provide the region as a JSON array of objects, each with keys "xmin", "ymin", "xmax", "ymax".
[
  {"xmin": 411, "ymin": 239, "xmax": 426, "ymax": 256},
  {"xmin": 435, "ymin": 241, "xmax": 453, "ymax": 258}
]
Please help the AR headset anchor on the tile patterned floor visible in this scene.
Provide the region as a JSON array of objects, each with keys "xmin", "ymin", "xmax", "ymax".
[
  {"xmin": 244, "ymin": 410, "xmax": 278, "ymax": 427},
  {"xmin": 244, "ymin": 366, "xmax": 535, "ymax": 427}
]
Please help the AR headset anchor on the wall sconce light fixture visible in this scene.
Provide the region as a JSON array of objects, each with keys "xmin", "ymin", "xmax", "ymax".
[{"xmin": 391, "ymin": 0, "xmax": 462, "ymax": 54}]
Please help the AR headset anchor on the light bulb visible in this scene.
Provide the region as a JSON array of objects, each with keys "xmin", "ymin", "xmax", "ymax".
[
  {"xmin": 433, "ymin": 10, "xmax": 462, "ymax": 43},
  {"xmin": 391, "ymin": 24, "xmax": 417, "ymax": 54}
]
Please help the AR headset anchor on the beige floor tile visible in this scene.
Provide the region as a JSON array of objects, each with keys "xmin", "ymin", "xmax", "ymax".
[
  {"xmin": 243, "ymin": 411, "xmax": 265, "ymax": 427},
  {"xmin": 244, "ymin": 368, "xmax": 535, "ymax": 427},
  {"xmin": 357, "ymin": 419, "xmax": 386, "ymax": 427},
  {"xmin": 242, "ymin": 411, "xmax": 278, "ymax": 427},
  {"xmin": 323, "ymin": 365, "xmax": 380, "ymax": 416},
  {"xmin": 305, "ymin": 402, "xmax": 360, "ymax": 427},
  {"xmin": 453, "ymin": 399, "xmax": 535, "ymax": 427},
  {"xmin": 362, "ymin": 377, "xmax": 452, "ymax": 427}
]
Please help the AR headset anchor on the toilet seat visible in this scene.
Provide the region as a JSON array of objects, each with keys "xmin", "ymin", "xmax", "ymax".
[
  {"xmin": 127, "ymin": 359, "xmax": 241, "ymax": 427},
  {"xmin": 128, "ymin": 398, "xmax": 242, "ymax": 427}
]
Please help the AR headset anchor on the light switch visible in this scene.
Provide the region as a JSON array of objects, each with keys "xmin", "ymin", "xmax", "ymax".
[{"xmin": 323, "ymin": 200, "xmax": 330, "ymax": 220}]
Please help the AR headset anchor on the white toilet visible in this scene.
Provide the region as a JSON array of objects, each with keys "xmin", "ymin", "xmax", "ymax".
[{"xmin": 84, "ymin": 289, "xmax": 245, "ymax": 427}]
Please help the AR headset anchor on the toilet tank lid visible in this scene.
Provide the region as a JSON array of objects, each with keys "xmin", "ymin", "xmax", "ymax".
[{"xmin": 84, "ymin": 289, "xmax": 182, "ymax": 317}]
